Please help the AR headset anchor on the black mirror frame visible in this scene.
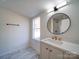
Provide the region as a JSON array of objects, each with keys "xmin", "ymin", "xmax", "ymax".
[{"xmin": 47, "ymin": 13, "xmax": 71, "ymax": 35}]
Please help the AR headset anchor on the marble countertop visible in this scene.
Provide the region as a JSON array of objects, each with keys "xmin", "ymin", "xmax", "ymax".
[{"xmin": 41, "ymin": 38, "xmax": 79, "ymax": 55}]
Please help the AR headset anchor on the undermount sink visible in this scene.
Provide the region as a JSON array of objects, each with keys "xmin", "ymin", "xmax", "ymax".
[{"xmin": 44, "ymin": 38, "xmax": 63, "ymax": 45}]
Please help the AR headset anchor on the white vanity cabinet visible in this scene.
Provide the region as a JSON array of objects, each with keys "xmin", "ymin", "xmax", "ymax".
[
  {"xmin": 40, "ymin": 42, "xmax": 64, "ymax": 59},
  {"xmin": 64, "ymin": 51, "xmax": 79, "ymax": 59},
  {"xmin": 40, "ymin": 43, "xmax": 49, "ymax": 59},
  {"xmin": 49, "ymin": 46, "xmax": 64, "ymax": 59},
  {"xmin": 40, "ymin": 40, "xmax": 79, "ymax": 59}
]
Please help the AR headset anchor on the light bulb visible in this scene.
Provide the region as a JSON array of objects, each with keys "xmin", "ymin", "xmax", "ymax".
[{"xmin": 57, "ymin": 0, "xmax": 67, "ymax": 8}]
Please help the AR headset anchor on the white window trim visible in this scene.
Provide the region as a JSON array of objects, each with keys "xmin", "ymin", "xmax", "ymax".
[{"xmin": 32, "ymin": 17, "xmax": 40, "ymax": 40}]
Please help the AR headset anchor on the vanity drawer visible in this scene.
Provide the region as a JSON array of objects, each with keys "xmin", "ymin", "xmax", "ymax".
[{"xmin": 64, "ymin": 51, "xmax": 79, "ymax": 59}]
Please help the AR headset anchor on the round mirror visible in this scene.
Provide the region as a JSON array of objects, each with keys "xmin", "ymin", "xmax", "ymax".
[{"xmin": 47, "ymin": 13, "xmax": 71, "ymax": 35}]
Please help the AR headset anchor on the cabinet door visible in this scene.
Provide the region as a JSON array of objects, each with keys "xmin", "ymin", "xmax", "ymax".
[
  {"xmin": 49, "ymin": 47, "xmax": 63, "ymax": 59},
  {"xmin": 64, "ymin": 51, "xmax": 79, "ymax": 59},
  {"xmin": 40, "ymin": 43, "xmax": 49, "ymax": 59}
]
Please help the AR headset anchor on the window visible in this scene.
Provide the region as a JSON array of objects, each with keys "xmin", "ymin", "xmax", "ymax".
[{"xmin": 32, "ymin": 17, "xmax": 40, "ymax": 40}]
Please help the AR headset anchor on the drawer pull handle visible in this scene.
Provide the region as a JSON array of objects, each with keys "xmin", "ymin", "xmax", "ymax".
[
  {"xmin": 49, "ymin": 50, "xmax": 52, "ymax": 52},
  {"xmin": 46, "ymin": 48, "xmax": 48, "ymax": 50},
  {"xmin": 68, "ymin": 54, "xmax": 71, "ymax": 55}
]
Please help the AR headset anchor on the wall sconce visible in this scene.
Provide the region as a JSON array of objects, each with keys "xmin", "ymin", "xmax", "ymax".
[
  {"xmin": 54, "ymin": 0, "xmax": 68, "ymax": 11},
  {"xmin": 54, "ymin": 6, "xmax": 58, "ymax": 11},
  {"xmin": 57, "ymin": 0, "xmax": 67, "ymax": 8},
  {"xmin": 47, "ymin": 0, "xmax": 70, "ymax": 13},
  {"xmin": 47, "ymin": 0, "xmax": 71, "ymax": 13}
]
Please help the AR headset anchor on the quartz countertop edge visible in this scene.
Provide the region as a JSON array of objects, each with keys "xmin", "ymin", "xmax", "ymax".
[{"xmin": 41, "ymin": 38, "xmax": 79, "ymax": 55}]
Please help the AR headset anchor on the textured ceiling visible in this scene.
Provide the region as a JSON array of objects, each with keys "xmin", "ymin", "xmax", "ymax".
[{"xmin": 0, "ymin": 0, "xmax": 71, "ymax": 18}]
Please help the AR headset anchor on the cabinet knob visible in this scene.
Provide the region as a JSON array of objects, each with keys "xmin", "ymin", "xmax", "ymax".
[
  {"xmin": 46, "ymin": 48, "xmax": 48, "ymax": 50},
  {"xmin": 49, "ymin": 50, "xmax": 52, "ymax": 52},
  {"xmin": 68, "ymin": 53, "xmax": 71, "ymax": 55}
]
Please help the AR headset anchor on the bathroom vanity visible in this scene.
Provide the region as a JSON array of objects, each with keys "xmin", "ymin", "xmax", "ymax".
[
  {"xmin": 41, "ymin": 13, "xmax": 79, "ymax": 59},
  {"xmin": 40, "ymin": 38, "xmax": 79, "ymax": 59}
]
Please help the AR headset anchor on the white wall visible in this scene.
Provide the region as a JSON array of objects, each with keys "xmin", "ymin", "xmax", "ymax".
[
  {"xmin": 40, "ymin": 0, "xmax": 79, "ymax": 44},
  {"xmin": 31, "ymin": 0, "xmax": 79, "ymax": 53},
  {"xmin": 0, "ymin": 7, "xmax": 30, "ymax": 56}
]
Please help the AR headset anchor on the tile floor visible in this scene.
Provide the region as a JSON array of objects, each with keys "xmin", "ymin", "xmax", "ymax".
[{"xmin": 0, "ymin": 48, "xmax": 39, "ymax": 59}]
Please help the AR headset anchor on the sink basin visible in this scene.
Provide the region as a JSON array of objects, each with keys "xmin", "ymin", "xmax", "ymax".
[{"xmin": 44, "ymin": 38, "xmax": 63, "ymax": 45}]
